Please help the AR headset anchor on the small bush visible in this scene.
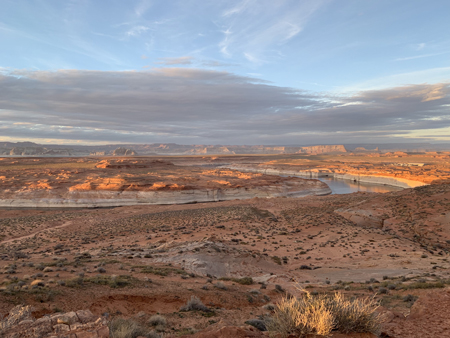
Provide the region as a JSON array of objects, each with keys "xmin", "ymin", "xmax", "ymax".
[
  {"xmin": 266, "ymin": 292, "xmax": 334, "ymax": 337},
  {"xmin": 148, "ymin": 315, "xmax": 166, "ymax": 327},
  {"xmin": 275, "ymin": 285, "xmax": 285, "ymax": 293},
  {"xmin": 109, "ymin": 317, "xmax": 153, "ymax": 338},
  {"xmin": 180, "ymin": 296, "xmax": 210, "ymax": 312},
  {"xmin": 264, "ymin": 304, "xmax": 275, "ymax": 311},
  {"xmin": 266, "ymin": 289, "xmax": 382, "ymax": 337},
  {"xmin": 272, "ymin": 256, "xmax": 282, "ymax": 265},
  {"xmin": 234, "ymin": 277, "xmax": 253, "ymax": 285},
  {"xmin": 215, "ymin": 281, "xmax": 227, "ymax": 290},
  {"xmin": 378, "ymin": 287, "xmax": 388, "ymax": 294},
  {"xmin": 403, "ymin": 294, "xmax": 418, "ymax": 303}
]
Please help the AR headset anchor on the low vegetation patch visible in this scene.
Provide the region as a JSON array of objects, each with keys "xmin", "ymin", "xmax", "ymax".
[
  {"xmin": 266, "ymin": 289, "xmax": 382, "ymax": 337},
  {"xmin": 271, "ymin": 256, "xmax": 282, "ymax": 265},
  {"xmin": 401, "ymin": 281, "xmax": 446, "ymax": 290},
  {"xmin": 180, "ymin": 296, "xmax": 211, "ymax": 312},
  {"xmin": 109, "ymin": 317, "xmax": 160, "ymax": 338},
  {"xmin": 65, "ymin": 275, "xmax": 135, "ymax": 288},
  {"xmin": 219, "ymin": 276, "xmax": 253, "ymax": 285},
  {"xmin": 136, "ymin": 265, "xmax": 187, "ymax": 277}
]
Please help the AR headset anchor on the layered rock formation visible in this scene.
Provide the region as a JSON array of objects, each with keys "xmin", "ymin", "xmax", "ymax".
[
  {"xmin": 0, "ymin": 305, "xmax": 108, "ymax": 338},
  {"xmin": 297, "ymin": 144, "xmax": 347, "ymax": 154},
  {"xmin": 9, "ymin": 147, "xmax": 46, "ymax": 156},
  {"xmin": 112, "ymin": 147, "xmax": 137, "ymax": 156},
  {"xmin": 0, "ymin": 142, "xmax": 349, "ymax": 156},
  {"xmin": 0, "ymin": 158, "xmax": 330, "ymax": 208},
  {"xmin": 222, "ymin": 165, "xmax": 427, "ymax": 189}
]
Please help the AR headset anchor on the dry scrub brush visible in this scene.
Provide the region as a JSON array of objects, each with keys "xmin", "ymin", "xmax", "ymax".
[
  {"xmin": 180, "ymin": 296, "xmax": 211, "ymax": 312},
  {"xmin": 109, "ymin": 317, "xmax": 161, "ymax": 338},
  {"xmin": 266, "ymin": 288, "xmax": 383, "ymax": 337}
]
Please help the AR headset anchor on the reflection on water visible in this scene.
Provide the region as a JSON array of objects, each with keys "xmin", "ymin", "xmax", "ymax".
[{"xmin": 318, "ymin": 177, "xmax": 403, "ymax": 194}]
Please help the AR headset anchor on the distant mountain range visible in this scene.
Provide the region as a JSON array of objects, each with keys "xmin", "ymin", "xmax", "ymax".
[{"xmin": 0, "ymin": 142, "xmax": 449, "ymax": 156}]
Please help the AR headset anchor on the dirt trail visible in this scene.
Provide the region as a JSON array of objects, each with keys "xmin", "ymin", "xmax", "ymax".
[{"xmin": 0, "ymin": 221, "xmax": 73, "ymax": 245}]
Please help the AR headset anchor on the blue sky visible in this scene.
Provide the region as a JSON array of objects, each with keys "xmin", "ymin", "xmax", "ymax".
[{"xmin": 0, "ymin": 0, "xmax": 450, "ymax": 145}]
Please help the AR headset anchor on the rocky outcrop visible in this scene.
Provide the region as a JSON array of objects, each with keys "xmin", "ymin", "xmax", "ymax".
[
  {"xmin": 9, "ymin": 147, "xmax": 46, "ymax": 156},
  {"xmin": 299, "ymin": 144, "xmax": 347, "ymax": 154},
  {"xmin": 112, "ymin": 147, "xmax": 137, "ymax": 156},
  {"xmin": 186, "ymin": 146, "xmax": 236, "ymax": 155},
  {"xmin": 0, "ymin": 306, "xmax": 108, "ymax": 338},
  {"xmin": 2, "ymin": 146, "xmax": 74, "ymax": 156},
  {"xmin": 0, "ymin": 158, "xmax": 331, "ymax": 208},
  {"xmin": 335, "ymin": 208, "xmax": 386, "ymax": 229},
  {"xmin": 0, "ymin": 181, "xmax": 331, "ymax": 208}
]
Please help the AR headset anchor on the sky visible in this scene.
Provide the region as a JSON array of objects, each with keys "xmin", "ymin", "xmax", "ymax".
[{"xmin": 0, "ymin": 0, "xmax": 449, "ymax": 146}]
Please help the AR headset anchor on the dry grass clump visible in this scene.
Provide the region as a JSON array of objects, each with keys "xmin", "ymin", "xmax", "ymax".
[
  {"xmin": 148, "ymin": 314, "xmax": 167, "ymax": 332},
  {"xmin": 266, "ymin": 289, "xmax": 382, "ymax": 337},
  {"xmin": 148, "ymin": 315, "xmax": 166, "ymax": 327},
  {"xmin": 267, "ymin": 293, "xmax": 333, "ymax": 337},
  {"xmin": 325, "ymin": 292, "xmax": 381, "ymax": 333},
  {"xmin": 109, "ymin": 317, "xmax": 161, "ymax": 338}
]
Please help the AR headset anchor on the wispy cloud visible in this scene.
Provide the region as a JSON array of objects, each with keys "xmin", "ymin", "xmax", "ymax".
[
  {"xmin": 394, "ymin": 51, "xmax": 450, "ymax": 61},
  {"xmin": 222, "ymin": 0, "xmax": 252, "ymax": 17},
  {"xmin": 218, "ymin": 27, "xmax": 233, "ymax": 57},
  {"xmin": 217, "ymin": 0, "xmax": 326, "ymax": 61},
  {"xmin": 126, "ymin": 25, "xmax": 150, "ymax": 37},
  {"xmin": 243, "ymin": 52, "xmax": 264, "ymax": 64},
  {"xmin": 156, "ymin": 56, "xmax": 194, "ymax": 65},
  {"xmin": 200, "ymin": 59, "xmax": 235, "ymax": 68},
  {"xmin": 134, "ymin": 0, "xmax": 152, "ymax": 18},
  {"xmin": 416, "ymin": 43, "xmax": 426, "ymax": 50}
]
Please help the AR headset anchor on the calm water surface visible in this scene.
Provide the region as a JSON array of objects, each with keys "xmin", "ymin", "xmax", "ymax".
[{"xmin": 318, "ymin": 177, "xmax": 403, "ymax": 194}]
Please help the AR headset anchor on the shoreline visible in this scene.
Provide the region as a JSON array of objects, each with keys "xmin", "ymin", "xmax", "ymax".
[
  {"xmin": 221, "ymin": 165, "xmax": 428, "ymax": 189},
  {"xmin": 0, "ymin": 185, "xmax": 331, "ymax": 208}
]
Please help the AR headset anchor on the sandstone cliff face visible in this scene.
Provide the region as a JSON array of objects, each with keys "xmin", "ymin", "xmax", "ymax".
[
  {"xmin": 112, "ymin": 147, "xmax": 137, "ymax": 156},
  {"xmin": 0, "ymin": 142, "xmax": 350, "ymax": 156},
  {"xmin": 2, "ymin": 146, "xmax": 75, "ymax": 156},
  {"xmin": 223, "ymin": 159, "xmax": 431, "ymax": 189},
  {"xmin": 9, "ymin": 147, "xmax": 46, "ymax": 156},
  {"xmin": 0, "ymin": 158, "xmax": 331, "ymax": 208},
  {"xmin": 299, "ymin": 144, "xmax": 347, "ymax": 154},
  {"xmin": 0, "ymin": 181, "xmax": 331, "ymax": 208}
]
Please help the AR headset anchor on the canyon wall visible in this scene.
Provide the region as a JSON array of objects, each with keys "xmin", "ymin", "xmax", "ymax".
[
  {"xmin": 223, "ymin": 165, "xmax": 427, "ymax": 189},
  {"xmin": 0, "ymin": 183, "xmax": 331, "ymax": 208},
  {"xmin": 0, "ymin": 142, "xmax": 348, "ymax": 156},
  {"xmin": 298, "ymin": 144, "xmax": 347, "ymax": 154}
]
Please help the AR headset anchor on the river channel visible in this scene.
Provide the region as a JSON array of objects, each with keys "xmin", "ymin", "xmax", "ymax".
[{"xmin": 318, "ymin": 177, "xmax": 403, "ymax": 194}]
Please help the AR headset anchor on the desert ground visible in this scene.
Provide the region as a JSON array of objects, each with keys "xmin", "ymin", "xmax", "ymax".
[{"xmin": 1, "ymin": 152, "xmax": 450, "ymax": 337}]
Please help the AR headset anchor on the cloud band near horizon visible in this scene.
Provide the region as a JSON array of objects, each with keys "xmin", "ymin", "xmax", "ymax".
[{"xmin": 0, "ymin": 68, "xmax": 449, "ymax": 145}]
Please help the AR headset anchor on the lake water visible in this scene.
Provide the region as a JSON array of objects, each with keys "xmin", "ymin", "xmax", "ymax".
[{"xmin": 317, "ymin": 177, "xmax": 403, "ymax": 194}]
